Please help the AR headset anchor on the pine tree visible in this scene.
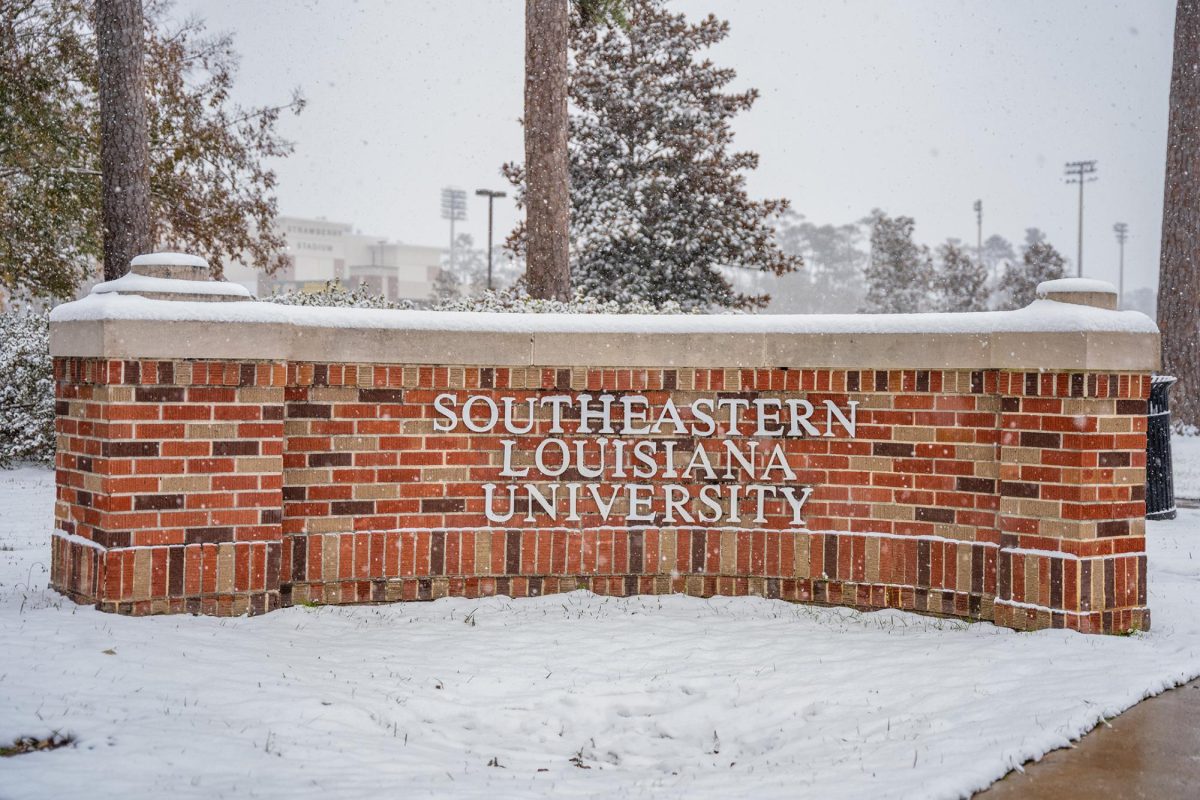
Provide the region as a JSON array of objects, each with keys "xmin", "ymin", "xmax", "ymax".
[
  {"xmin": 505, "ymin": 0, "xmax": 801, "ymax": 310},
  {"xmin": 429, "ymin": 268, "xmax": 461, "ymax": 304},
  {"xmin": 522, "ymin": 0, "xmax": 629, "ymax": 302},
  {"xmin": 96, "ymin": 0, "xmax": 152, "ymax": 280},
  {"xmin": 0, "ymin": 0, "xmax": 303, "ymax": 300},
  {"xmin": 997, "ymin": 230, "xmax": 1066, "ymax": 309},
  {"xmin": 523, "ymin": 0, "xmax": 571, "ymax": 301},
  {"xmin": 1159, "ymin": 0, "xmax": 1200, "ymax": 427},
  {"xmin": 772, "ymin": 212, "xmax": 865, "ymax": 313},
  {"xmin": 979, "ymin": 234, "xmax": 1015, "ymax": 284},
  {"xmin": 860, "ymin": 211, "xmax": 933, "ymax": 313},
  {"xmin": 934, "ymin": 239, "xmax": 989, "ymax": 312}
]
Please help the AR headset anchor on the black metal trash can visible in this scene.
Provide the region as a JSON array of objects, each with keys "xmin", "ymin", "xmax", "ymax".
[{"xmin": 1146, "ymin": 375, "xmax": 1177, "ymax": 521}]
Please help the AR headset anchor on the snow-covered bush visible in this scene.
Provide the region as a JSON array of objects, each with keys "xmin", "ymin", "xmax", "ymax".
[
  {"xmin": 267, "ymin": 281, "xmax": 692, "ymax": 314},
  {"xmin": 264, "ymin": 281, "xmax": 416, "ymax": 310},
  {"xmin": 436, "ymin": 289, "xmax": 691, "ymax": 314},
  {"xmin": 0, "ymin": 312, "xmax": 55, "ymax": 467}
]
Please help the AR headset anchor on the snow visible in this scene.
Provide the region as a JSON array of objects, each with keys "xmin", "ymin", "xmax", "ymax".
[
  {"xmin": 90, "ymin": 273, "xmax": 253, "ymax": 299},
  {"xmin": 50, "ymin": 291, "xmax": 1158, "ymax": 336},
  {"xmin": 1036, "ymin": 277, "xmax": 1117, "ymax": 296},
  {"xmin": 1173, "ymin": 434, "xmax": 1200, "ymax": 500},
  {"xmin": 2, "ymin": 467, "xmax": 1200, "ymax": 798},
  {"xmin": 130, "ymin": 252, "xmax": 209, "ymax": 268}
]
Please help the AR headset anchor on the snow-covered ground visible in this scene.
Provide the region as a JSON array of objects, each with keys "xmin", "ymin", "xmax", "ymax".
[
  {"xmin": 2, "ymin": 466, "xmax": 1200, "ymax": 800},
  {"xmin": 1172, "ymin": 433, "xmax": 1200, "ymax": 500}
]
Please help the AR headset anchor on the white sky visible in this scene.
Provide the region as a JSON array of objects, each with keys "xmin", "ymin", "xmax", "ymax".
[{"xmin": 175, "ymin": 0, "xmax": 1175, "ymax": 292}]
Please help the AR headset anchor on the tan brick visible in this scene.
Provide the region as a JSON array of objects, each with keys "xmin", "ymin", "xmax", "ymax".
[
  {"xmin": 132, "ymin": 549, "xmax": 151, "ymax": 599},
  {"xmin": 720, "ymin": 531, "xmax": 736, "ymax": 575},
  {"xmin": 932, "ymin": 524, "xmax": 975, "ymax": 542},
  {"xmin": 237, "ymin": 387, "xmax": 283, "ymax": 404},
  {"xmin": 421, "ymin": 467, "xmax": 469, "ymax": 483},
  {"xmin": 1040, "ymin": 518, "xmax": 1095, "ymax": 539},
  {"xmin": 476, "ymin": 533, "xmax": 491, "ymax": 576},
  {"xmin": 1098, "ymin": 416, "xmax": 1133, "ymax": 433},
  {"xmin": 856, "ymin": 394, "xmax": 893, "ymax": 409},
  {"xmin": 187, "ymin": 423, "xmax": 238, "ymax": 440},
  {"xmin": 354, "ymin": 484, "xmax": 400, "ymax": 500},
  {"xmin": 308, "ymin": 517, "xmax": 353, "ymax": 534},
  {"xmin": 311, "ymin": 387, "xmax": 358, "ymax": 403},
  {"xmin": 106, "ymin": 386, "xmax": 135, "ymax": 403},
  {"xmin": 957, "ymin": 547, "xmax": 971, "ymax": 593},
  {"xmin": 659, "ymin": 530, "xmax": 676, "ymax": 575},
  {"xmin": 403, "ymin": 419, "xmax": 438, "ymax": 434},
  {"xmin": 893, "ymin": 426, "xmax": 937, "ymax": 442},
  {"xmin": 161, "ymin": 475, "xmax": 212, "ymax": 493},
  {"xmin": 322, "ymin": 535, "xmax": 339, "ymax": 582},
  {"xmin": 216, "ymin": 543, "xmax": 235, "ymax": 593},
  {"xmin": 864, "ymin": 536, "xmax": 880, "ymax": 583},
  {"xmin": 1017, "ymin": 498, "xmax": 1061, "ymax": 518},
  {"xmin": 284, "ymin": 420, "xmax": 311, "ymax": 437},
  {"xmin": 873, "ymin": 503, "xmax": 915, "ymax": 521},
  {"xmin": 237, "ymin": 456, "xmax": 284, "ymax": 474},
  {"xmin": 1001, "ymin": 446, "xmax": 1043, "ymax": 465}
]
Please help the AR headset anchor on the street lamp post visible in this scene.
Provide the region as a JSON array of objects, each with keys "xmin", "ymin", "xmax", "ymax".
[{"xmin": 475, "ymin": 189, "xmax": 507, "ymax": 291}]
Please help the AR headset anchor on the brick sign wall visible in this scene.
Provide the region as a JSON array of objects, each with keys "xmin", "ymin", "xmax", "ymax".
[{"xmin": 51, "ymin": 354, "xmax": 1151, "ymax": 634}]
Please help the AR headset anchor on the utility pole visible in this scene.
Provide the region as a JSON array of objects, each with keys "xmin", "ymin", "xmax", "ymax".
[
  {"xmin": 475, "ymin": 189, "xmax": 507, "ymax": 291},
  {"xmin": 1064, "ymin": 160, "xmax": 1098, "ymax": 277},
  {"xmin": 973, "ymin": 199, "xmax": 983, "ymax": 275},
  {"xmin": 1113, "ymin": 222, "xmax": 1129, "ymax": 307},
  {"xmin": 441, "ymin": 187, "xmax": 467, "ymax": 272}
]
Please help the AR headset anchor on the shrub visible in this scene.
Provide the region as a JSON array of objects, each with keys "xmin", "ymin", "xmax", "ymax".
[
  {"xmin": 263, "ymin": 281, "xmax": 416, "ymax": 310},
  {"xmin": 435, "ymin": 289, "xmax": 691, "ymax": 314},
  {"xmin": 266, "ymin": 281, "xmax": 693, "ymax": 314},
  {"xmin": 0, "ymin": 311, "xmax": 55, "ymax": 467}
]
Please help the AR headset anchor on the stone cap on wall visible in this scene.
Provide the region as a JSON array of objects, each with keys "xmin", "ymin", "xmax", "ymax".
[{"xmin": 49, "ymin": 273, "xmax": 1159, "ymax": 371}]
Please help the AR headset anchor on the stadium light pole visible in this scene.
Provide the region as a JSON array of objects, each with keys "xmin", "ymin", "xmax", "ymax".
[
  {"xmin": 1113, "ymin": 222, "xmax": 1129, "ymax": 308},
  {"xmin": 475, "ymin": 189, "xmax": 507, "ymax": 291},
  {"xmin": 973, "ymin": 199, "xmax": 983, "ymax": 275},
  {"xmin": 441, "ymin": 187, "xmax": 468, "ymax": 272},
  {"xmin": 1064, "ymin": 161, "xmax": 1098, "ymax": 277}
]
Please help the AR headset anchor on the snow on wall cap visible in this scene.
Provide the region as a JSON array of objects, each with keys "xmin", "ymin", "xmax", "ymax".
[
  {"xmin": 130, "ymin": 252, "xmax": 209, "ymax": 269},
  {"xmin": 91, "ymin": 272, "xmax": 252, "ymax": 300},
  {"xmin": 1036, "ymin": 278, "xmax": 1118, "ymax": 310}
]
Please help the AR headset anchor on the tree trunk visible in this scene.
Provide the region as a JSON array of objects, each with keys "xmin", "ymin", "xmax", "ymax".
[
  {"xmin": 524, "ymin": 0, "xmax": 571, "ymax": 301},
  {"xmin": 1159, "ymin": 0, "xmax": 1200, "ymax": 428},
  {"xmin": 96, "ymin": 0, "xmax": 152, "ymax": 281}
]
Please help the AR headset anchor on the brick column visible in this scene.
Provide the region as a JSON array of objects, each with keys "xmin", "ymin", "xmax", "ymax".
[
  {"xmin": 51, "ymin": 255, "xmax": 288, "ymax": 615},
  {"xmin": 994, "ymin": 369, "xmax": 1149, "ymax": 632}
]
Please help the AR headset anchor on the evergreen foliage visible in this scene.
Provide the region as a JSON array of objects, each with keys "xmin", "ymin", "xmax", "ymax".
[
  {"xmin": 997, "ymin": 230, "xmax": 1067, "ymax": 309},
  {"xmin": 429, "ymin": 269, "xmax": 461, "ymax": 304},
  {"xmin": 0, "ymin": 0, "xmax": 303, "ymax": 300},
  {"xmin": 934, "ymin": 239, "xmax": 989, "ymax": 312},
  {"xmin": 0, "ymin": 312, "xmax": 54, "ymax": 466},
  {"xmin": 861, "ymin": 211, "xmax": 934, "ymax": 313},
  {"xmin": 505, "ymin": 0, "xmax": 801, "ymax": 310},
  {"xmin": 265, "ymin": 281, "xmax": 415, "ymax": 310},
  {"xmin": 770, "ymin": 213, "xmax": 866, "ymax": 313}
]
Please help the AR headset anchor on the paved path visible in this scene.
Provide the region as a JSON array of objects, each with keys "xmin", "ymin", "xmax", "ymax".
[{"xmin": 977, "ymin": 679, "xmax": 1200, "ymax": 799}]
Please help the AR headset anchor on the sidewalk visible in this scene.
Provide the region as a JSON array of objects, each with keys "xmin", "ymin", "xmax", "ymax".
[{"xmin": 977, "ymin": 679, "xmax": 1200, "ymax": 798}]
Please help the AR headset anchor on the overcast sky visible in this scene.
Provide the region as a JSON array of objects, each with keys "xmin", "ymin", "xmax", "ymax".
[{"xmin": 174, "ymin": 0, "xmax": 1175, "ymax": 293}]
